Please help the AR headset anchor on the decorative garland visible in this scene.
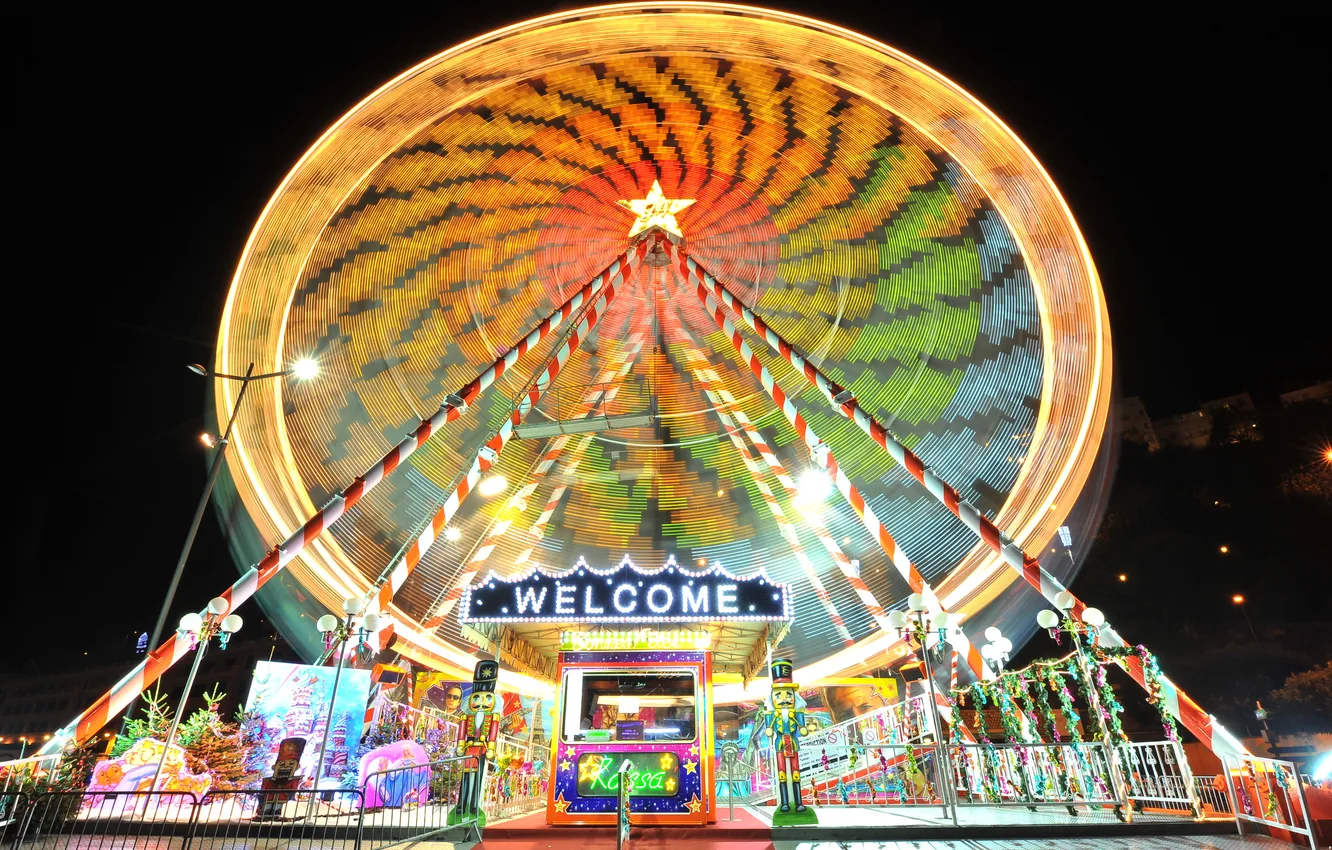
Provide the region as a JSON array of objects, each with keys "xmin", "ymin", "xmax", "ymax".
[
  {"xmin": 994, "ymin": 673, "xmax": 1035, "ymax": 802},
  {"xmin": 947, "ymin": 691, "xmax": 972, "ymax": 796},
  {"xmin": 967, "ymin": 682, "xmax": 1002, "ymax": 802},
  {"xmin": 1091, "ymin": 644, "xmax": 1180, "ymax": 743}
]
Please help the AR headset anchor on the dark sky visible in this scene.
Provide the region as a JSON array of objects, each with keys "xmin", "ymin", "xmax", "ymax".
[{"xmin": 6, "ymin": 5, "xmax": 1327, "ymax": 666}]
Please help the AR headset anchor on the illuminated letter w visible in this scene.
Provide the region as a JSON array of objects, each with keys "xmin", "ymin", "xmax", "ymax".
[{"xmin": 515, "ymin": 586, "xmax": 548, "ymax": 614}]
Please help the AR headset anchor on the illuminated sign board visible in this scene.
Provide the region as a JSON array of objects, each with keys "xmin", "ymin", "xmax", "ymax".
[
  {"xmin": 461, "ymin": 556, "xmax": 790, "ymax": 624},
  {"xmin": 577, "ymin": 752, "xmax": 679, "ymax": 797},
  {"xmin": 559, "ymin": 629, "xmax": 712, "ymax": 651}
]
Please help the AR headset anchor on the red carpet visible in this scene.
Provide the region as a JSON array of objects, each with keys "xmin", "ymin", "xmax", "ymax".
[{"xmin": 479, "ymin": 807, "xmax": 773, "ymax": 850}]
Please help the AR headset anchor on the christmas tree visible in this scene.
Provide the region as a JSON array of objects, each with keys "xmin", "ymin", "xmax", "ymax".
[
  {"xmin": 111, "ymin": 684, "xmax": 174, "ymax": 757},
  {"xmin": 180, "ymin": 686, "xmax": 259, "ymax": 791}
]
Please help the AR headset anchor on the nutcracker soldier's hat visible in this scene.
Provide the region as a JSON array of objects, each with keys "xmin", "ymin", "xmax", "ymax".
[
  {"xmin": 770, "ymin": 659, "xmax": 799, "ymax": 690},
  {"xmin": 473, "ymin": 659, "xmax": 499, "ymax": 693}
]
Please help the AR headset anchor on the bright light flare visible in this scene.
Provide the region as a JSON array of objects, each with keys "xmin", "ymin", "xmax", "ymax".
[
  {"xmin": 1219, "ymin": 545, "xmax": 1230, "ymax": 554},
  {"xmin": 444, "ymin": 526, "xmax": 462, "ymax": 542},
  {"xmin": 478, "ymin": 475, "xmax": 507, "ymax": 497},
  {"xmin": 290, "ymin": 358, "xmax": 319, "ymax": 380},
  {"xmin": 200, "ymin": 433, "xmax": 217, "ymax": 448},
  {"xmin": 796, "ymin": 469, "xmax": 832, "ymax": 502},
  {"xmin": 1232, "ymin": 594, "xmax": 1245, "ymax": 605}
]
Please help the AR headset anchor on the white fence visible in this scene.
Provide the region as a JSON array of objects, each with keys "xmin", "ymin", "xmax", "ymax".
[{"xmin": 1219, "ymin": 753, "xmax": 1318, "ymax": 849}]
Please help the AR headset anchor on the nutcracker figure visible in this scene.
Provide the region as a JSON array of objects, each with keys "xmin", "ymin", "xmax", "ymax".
[
  {"xmin": 454, "ymin": 659, "xmax": 500, "ymax": 821},
  {"xmin": 760, "ymin": 659, "xmax": 808, "ymax": 813}
]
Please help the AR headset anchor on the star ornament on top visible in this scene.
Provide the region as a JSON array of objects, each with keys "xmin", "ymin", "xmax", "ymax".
[{"xmin": 617, "ymin": 179, "xmax": 695, "ymax": 239}]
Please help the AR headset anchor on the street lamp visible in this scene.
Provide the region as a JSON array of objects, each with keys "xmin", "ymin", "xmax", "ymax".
[
  {"xmin": 1254, "ymin": 701, "xmax": 1279, "ymax": 757},
  {"xmin": 1035, "ymin": 594, "xmax": 1130, "ymax": 822},
  {"xmin": 124, "ymin": 358, "xmax": 317, "ymax": 735},
  {"xmin": 887, "ymin": 593, "xmax": 957, "ymax": 822},
  {"xmin": 306, "ymin": 598, "xmax": 383, "ymax": 815},
  {"xmin": 154, "ymin": 597, "xmax": 242, "ymax": 790},
  {"xmin": 1232, "ymin": 594, "xmax": 1259, "ymax": 643},
  {"xmin": 980, "ymin": 626, "xmax": 1013, "ymax": 675}
]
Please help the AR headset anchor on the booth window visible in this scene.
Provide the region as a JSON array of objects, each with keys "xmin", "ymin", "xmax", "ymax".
[{"xmin": 561, "ymin": 669, "xmax": 697, "ymax": 743}]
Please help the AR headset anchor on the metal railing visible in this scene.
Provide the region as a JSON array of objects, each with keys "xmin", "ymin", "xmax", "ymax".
[
  {"xmin": 1121, "ymin": 740, "xmax": 1200, "ymax": 816},
  {"xmin": 1192, "ymin": 775, "xmax": 1233, "ymax": 816},
  {"xmin": 358, "ymin": 754, "xmax": 480, "ymax": 847},
  {"xmin": 803, "ymin": 743, "xmax": 947, "ymax": 808},
  {"xmin": 952, "ymin": 741, "xmax": 1123, "ymax": 808},
  {"xmin": 1220, "ymin": 753, "xmax": 1318, "ymax": 849},
  {"xmin": 0, "ymin": 759, "xmax": 486, "ymax": 849},
  {"xmin": 0, "ymin": 757, "xmax": 64, "ymax": 799},
  {"xmin": 480, "ymin": 735, "xmax": 546, "ymax": 820}
]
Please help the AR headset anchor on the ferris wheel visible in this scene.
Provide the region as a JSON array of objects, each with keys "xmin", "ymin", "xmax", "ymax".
[{"xmin": 46, "ymin": 4, "xmax": 1244, "ymax": 761}]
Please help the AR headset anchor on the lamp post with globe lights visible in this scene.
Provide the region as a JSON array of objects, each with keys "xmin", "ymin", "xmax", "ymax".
[
  {"xmin": 1035, "ymin": 593, "xmax": 1131, "ymax": 821},
  {"xmin": 980, "ymin": 627, "xmax": 1013, "ymax": 675},
  {"xmin": 153, "ymin": 597, "xmax": 242, "ymax": 790},
  {"xmin": 124, "ymin": 358, "xmax": 318, "ymax": 736},
  {"xmin": 306, "ymin": 599, "xmax": 383, "ymax": 813},
  {"xmin": 887, "ymin": 594, "xmax": 958, "ymax": 822}
]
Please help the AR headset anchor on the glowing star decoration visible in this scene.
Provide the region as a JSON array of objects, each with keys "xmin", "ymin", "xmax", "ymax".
[
  {"xmin": 559, "ymin": 759, "xmax": 572, "ymax": 773},
  {"xmin": 553, "ymin": 794, "xmax": 570, "ymax": 814},
  {"xmin": 683, "ymin": 759, "xmax": 699, "ymax": 775},
  {"xmin": 617, "ymin": 180, "xmax": 695, "ymax": 238},
  {"xmin": 688, "ymin": 744, "xmax": 699, "ymax": 757},
  {"xmin": 686, "ymin": 794, "xmax": 703, "ymax": 814}
]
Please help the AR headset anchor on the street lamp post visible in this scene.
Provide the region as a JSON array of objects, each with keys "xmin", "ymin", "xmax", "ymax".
[
  {"xmin": 980, "ymin": 627, "xmax": 1012, "ymax": 676},
  {"xmin": 153, "ymin": 597, "xmax": 242, "ymax": 791},
  {"xmin": 123, "ymin": 358, "xmax": 316, "ymax": 734},
  {"xmin": 1036, "ymin": 594, "xmax": 1131, "ymax": 822},
  {"xmin": 1253, "ymin": 701, "xmax": 1279, "ymax": 757},
  {"xmin": 305, "ymin": 599, "xmax": 382, "ymax": 818},
  {"xmin": 888, "ymin": 594, "xmax": 958, "ymax": 824},
  {"xmin": 1232, "ymin": 595, "xmax": 1259, "ymax": 643}
]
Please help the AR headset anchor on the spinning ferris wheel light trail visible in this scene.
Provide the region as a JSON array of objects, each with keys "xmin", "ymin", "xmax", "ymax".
[{"xmin": 41, "ymin": 4, "xmax": 1249, "ymax": 768}]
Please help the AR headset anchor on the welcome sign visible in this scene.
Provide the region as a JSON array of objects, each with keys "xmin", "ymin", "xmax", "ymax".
[{"xmin": 461, "ymin": 556, "xmax": 790, "ymax": 624}]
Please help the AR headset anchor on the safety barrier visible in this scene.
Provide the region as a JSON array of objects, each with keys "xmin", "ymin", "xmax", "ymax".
[
  {"xmin": 1220, "ymin": 753, "xmax": 1318, "ymax": 849},
  {"xmin": 1121, "ymin": 740, "xmax": 1200, "ymax": 816},
  {"xmin": 1191, "ymin": 775, "xmax": 1233, "ymax": 817},
  {"xmin": 803, "ymin": 743, "xmax": 947, "ymax": 808},
  {"xmin": 952, "ymin": 741, "xmax": 1123, "ymax": 809},
  {"xmin": 0, "ymin": 759, "xmax": 487, "ymax": 850}
]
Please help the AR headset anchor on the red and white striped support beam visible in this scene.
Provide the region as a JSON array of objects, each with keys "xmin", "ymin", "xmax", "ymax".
[
  {"xmin": 42, "ymin": 247, "xmax": 637, "ymax": 754},
  {"xmin": 416, "ymin": 300, "xmax": 655, "ymax": 632},
  {"xmin": 419, "ymin": 241, "xmax": 647, "ymax": 628},
  {"xmin": 667, "ymin": 306, "xmax": 854, "ymax": 646},
  {"xmin": 674, "ymin": 244, "xmax": 1247, "ymax": 758},
  {"xmin": 664, "ymin": 246, "xmax": 991, "ymax": 684}
]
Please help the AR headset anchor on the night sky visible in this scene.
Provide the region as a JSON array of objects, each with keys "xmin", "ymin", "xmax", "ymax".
[{"xmin": 6, "ymin": 5, "xmax": 1327, "ymax": 666}]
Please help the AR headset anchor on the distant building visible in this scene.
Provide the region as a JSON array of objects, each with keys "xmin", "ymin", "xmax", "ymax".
[
  {"xmin": 1153, "ymin": 410, "xmax": 1212, "ymax": 450},
  {"xmin": 1117, "ymin": 396, "xmax": 1160, "ymax": 451},
  {"xmin": 1280, "ymin": 381, "xmax": 1331, "ymax": 406},
  {"xmin": 1201, "ymin": 393, "xmax": 1261, "ymax": 443},
  {"xmin": 1200, "ymin": 392, "xmax": 1256, "ymax": 415}
]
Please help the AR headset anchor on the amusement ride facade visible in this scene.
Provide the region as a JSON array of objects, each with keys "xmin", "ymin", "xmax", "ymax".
[{"xmin": 45, "ymin": 1, "xmax": 1248, "ymax": 800}]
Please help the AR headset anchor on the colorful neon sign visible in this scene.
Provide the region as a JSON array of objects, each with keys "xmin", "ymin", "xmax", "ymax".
[
  {"xmin": 462, "ymin": 556, "xmax": 790, "ymax": 624},
  {"xmin": 576, "ymin": 752, "xmax": 679, "ymax": 797},
  {"xmin": 559, "ymin": 629, "xmax": 711, "ymax": 651}
]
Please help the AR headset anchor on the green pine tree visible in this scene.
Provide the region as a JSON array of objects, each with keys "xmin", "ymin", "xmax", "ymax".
[
  {"xmin": 111, "ymin": 685, "xmax": 174, "ymax": 757},
  {"xmin": 181, "ymin": 686, "xmax": 258, "ymax": 791}
]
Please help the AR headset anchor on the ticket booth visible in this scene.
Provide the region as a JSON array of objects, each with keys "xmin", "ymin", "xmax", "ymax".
[{"xmin": 459, "ymin": 556, "xmax": 791, "ymax": 826}]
